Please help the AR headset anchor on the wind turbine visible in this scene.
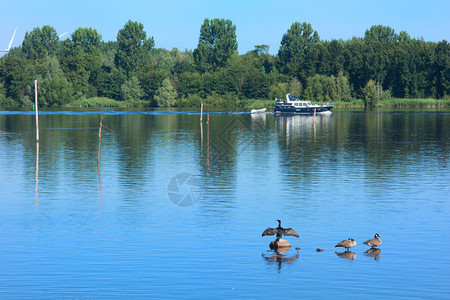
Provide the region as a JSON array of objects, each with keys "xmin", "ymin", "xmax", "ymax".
[
  {"xmin": 1, "ymin": 28, "xmax": 17, "ymax": 52},
  {"xmin": 58, "ymin": 32, "xmax": 67, "ymax": 39}
]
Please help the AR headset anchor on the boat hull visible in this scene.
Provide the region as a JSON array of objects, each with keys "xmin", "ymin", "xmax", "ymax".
[{"xmin": 274, "ymin": 103, "xmax": 333, "ymax": 114}]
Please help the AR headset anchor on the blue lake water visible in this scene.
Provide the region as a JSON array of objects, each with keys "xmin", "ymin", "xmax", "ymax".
[{"xmin": 0, "ymin": 108, "xmax": 449, "ymax": 299}]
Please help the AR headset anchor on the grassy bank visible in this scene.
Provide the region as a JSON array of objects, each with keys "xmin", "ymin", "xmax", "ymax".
[
  {"xmin": 14, "ymin": 96, "xmax": 447, "ymax": 109},
  {"xmin": 331, "ymin": 98, "xmax": 449, "ymax": 108},
  {"xmin": 64, "ymin": 97, "xmax": 150, "ymax": 108}
]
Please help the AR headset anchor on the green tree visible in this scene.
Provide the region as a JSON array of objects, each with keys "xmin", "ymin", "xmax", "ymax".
[
  {"xmin": 60, "ymin": 27, "xmax": 103, "ymax": 98},
  {"xmin": 289, "ymin": 77, "xmax": 303, "ymax": 97},
  {"xmin": 304, "ymin": 75, "xmax": 326, "ymax": 102},
  {"xmin": 343, "ymin": 37, "xmax": 366, "ymax": 98},
  {"xmin": 121, "ymin": 76, "xmax": 144, "ymax": 101},
  {"xmin": 193, "ymin": 18, "xmax": 238, "ymax": 73},
  {"xmin": 434, "ymin": 40, "xmax": 449, "ymax": 98},
  {"xmin": 334, "ymin": 72, "xmax": 352, "ymax": 102},
  {"xmin": 327, "ymin": 39, "xmax": 345, "ymax": 75},
  {"xmin": 269, "ymin": 82, "xmax": 289, "ymax": 100},
  {"xmin": 115, "ymin": 20, "xmax": 154, "ymax": 74},
  {"xmin": 0, "ymin": 55, "xmax": 34, "ymax": 104},
  {"xmin": 96, "ymin": 69, "xmax": 126, "ymax": 100},
  {"xmin": 22, "ymin": 25, "xmax": 59, "ymax": 60},
  {"xmin": 69, "ymin": 27, "xmax": 102, "ymax": 56},
  {"xmin": 37, "ymin": 56, "xmax": 73, "ymax": 106},
  {"xmin": 364, "ymin": 25, "xmax": 397, "ymax": 43},
  {"xmin": 363, "ymin": 25, "xmax": 397, "ymax": 91},
  {"xmin": 136, "ymin": 65, "xmax": 167, "ymax": 101},
  {"xmin": 277, "ymin": 22, "xmax": 320, "ymax": 81},
  {"xmin": 250, "ymin": 44, "xmax": 270, "ymax": 56},
  {"xmin": 154, "ymin": 78, "xmax": 177, "ymax": 106},
  {"xmin": 362, "ymin": 79, "xmax": 378, "ymax": 107}
]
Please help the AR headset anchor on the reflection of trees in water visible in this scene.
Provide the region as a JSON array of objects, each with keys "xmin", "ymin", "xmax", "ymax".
[
  {"xmin": 262, "ymin": 248, "xmax": 300, "ymax": 273},
  {"xmin": 275, "ymin": 115, "xmax": 333, "ymax": 189},
  {"xmin": 197, "ymin": 114, "xmax": 270, "ymax": 192}
]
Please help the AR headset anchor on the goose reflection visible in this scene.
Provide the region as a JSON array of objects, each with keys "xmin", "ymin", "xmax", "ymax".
[
  {"xmin": 335, "ymin": 250, "xmax": 356, "ymax": 260},
  {"xmin": 364, "ymin": 248, "xmax": 382, "ymax": 261},
  {"xmin": 262, "ymin": 248, "xmax": 299, "ymax": 272}
]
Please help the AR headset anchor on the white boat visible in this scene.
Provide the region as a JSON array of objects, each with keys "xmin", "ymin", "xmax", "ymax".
[
  {"xmin": 274, "ymin": 94, "xmax": 333, "ymax": 114},
  {"xmin": 250, "ymin": 108, "xmax": 267, "ymax": 114}
]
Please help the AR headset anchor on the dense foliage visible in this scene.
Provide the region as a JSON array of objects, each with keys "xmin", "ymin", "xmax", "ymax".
[{"xmin": 0, "ymin": 20, "xmax": 448, "ymax": 108}]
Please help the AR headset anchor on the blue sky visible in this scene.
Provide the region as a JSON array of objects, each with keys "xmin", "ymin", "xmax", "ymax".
[{"xmin": 1, "ymin": 0, "xmax": 449, "ymax": 55}]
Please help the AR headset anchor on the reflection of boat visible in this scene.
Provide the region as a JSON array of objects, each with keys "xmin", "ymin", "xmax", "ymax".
[
  {"xmin": 364, "ymin": 248, "xmax": 382, "ymax": 261},
  {"xmin": 275, "ymin": 114, "xmax": 332, "ymax": 143},
  {"xmin": 250, "ymin": 112, "xmax": 266, "ymax": 122},
  {"xmin": 251, "ymin": 108, "xmax": 267, "ymax": 114},
  {"xmin": 274, "ymin": 94, "xmax": 333, "ymax": 114},
  {"xmin": 275, "ymin": 114, "xmax": 331, "ymax": 129},
  {"xmin": 335, "ymin": 251, "xmax": 356, "ymax": 260}
]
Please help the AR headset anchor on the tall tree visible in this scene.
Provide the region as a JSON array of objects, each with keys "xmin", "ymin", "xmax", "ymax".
[
  {"xmin": 36, "ymin": 56, "xmax": 73, "ymax": 106},
  {"xmin": 277, "ymin": 22, "xmax": 320, "ymax": 81},
  {"xmin": 60, "ymin": 27, "xmax": 103, "ymax": 97},
  {"xmin": 69, "ymin": 27, "xmax": 102, "ymax": 55},
  {"xmin": 434, "ymin": 40, "xmax": 449, "ymax": 98},
  {"xmin": 364, "ymin": 25, "xmax": 397, "ymax": 43},
  {"xmin": 193, "ymin": 18, "xmax": 238, "ymax": 73},
  {"xmin": 364, "ymin": 25, "xmax": 398, "ymax": 88},
  {"xmin": 0, "ymin": 55, "xmax": 34, "ymax": 103},
  {"xmin": 115, "ymin": 20, "xmax": 154, "ymax": 75},
  {"xmin": 22, "ymin": 25, "xmax": 59, "ymax": 60}
]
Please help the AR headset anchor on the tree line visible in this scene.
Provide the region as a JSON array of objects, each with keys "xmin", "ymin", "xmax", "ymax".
[{"xmin": 0, "ymin": 19, "xmax": 448, "ymax": 108}]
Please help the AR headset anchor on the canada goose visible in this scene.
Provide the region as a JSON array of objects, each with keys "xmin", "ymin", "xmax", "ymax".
[
  {"xmin": 262, "ymin": 220, "xmax": 299, "ymax": 238},
  {"xmin": 363, "ymin": 233, "xmax": 382, "ymax": 248},
  {"xmin": 335, "ymin": 238, "xmax": 356, "ymax": 250}
]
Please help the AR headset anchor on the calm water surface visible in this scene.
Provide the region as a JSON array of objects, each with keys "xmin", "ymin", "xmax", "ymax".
[{"xmin": 0, "ymin": 108, "xmax": 449, "ymax": 299}]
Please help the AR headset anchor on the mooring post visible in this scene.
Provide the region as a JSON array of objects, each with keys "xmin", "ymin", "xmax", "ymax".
[
  {"xmin": 200, "ymin": 102, "xmax": 203, "ymax": 122},
  {"xmin": 97, "ymin": 114, "xmax": 104, "ymax": 166},
  {"xmin": 207, "ymin": 114, "xmax": 210, "ymax": 171},
  {"xmin": 34, "ymin": 80, "xmax": 39, "ymax": 143}
]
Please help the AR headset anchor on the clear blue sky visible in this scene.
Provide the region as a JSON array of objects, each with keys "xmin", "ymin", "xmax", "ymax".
[{"xmin": 1, "ymin": 0, "xmax": 449, "ymax": 55}]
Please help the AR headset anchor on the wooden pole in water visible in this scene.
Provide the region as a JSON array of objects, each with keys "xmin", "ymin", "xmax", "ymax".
[
  {"xmin": 97, "ymin": 114, "xmax": 104, "ymax": 166},
  {"xmin": 200, "ymin": 102, "xmax": 203, "ymax": 122},
  {"xmin": 34, "ymin": 80, "xmax": 39, "ymax": 143},
  {"xmin": 35, "ymin": 141, "xmax": 39, "ymax": 199},
  {"xmin": 207, "ymin": 114, "xmax": 209, "ymax": 171}
]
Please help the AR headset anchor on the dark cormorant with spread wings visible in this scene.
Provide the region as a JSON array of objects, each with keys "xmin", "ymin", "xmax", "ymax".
[{"xmin": 262, "ymin": 220, "xmax": 299, "ymax": 238}]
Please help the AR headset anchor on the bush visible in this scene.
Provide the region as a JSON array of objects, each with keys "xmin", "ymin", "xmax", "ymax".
[
  {"xmin": 0, "ymin": 97, "xmax": 19, "ymax": 108},
  {"xmin": 362, "ymin": 79, "xmax": 378, "ymax": 107},
  {"xmin": 269, "ymin": 82, "xmax": 289, "ymax": 100},
  {"xmin": 176, "ymin": 94, "xmax": 203, "ymax": 107},
  {"xmin": 66, "ymin": 97, "xmax": 126, "ymax": 107},
  {"xmin": 155, "ymin": 78, "xmax": 177, "ymax": 107},
  {"xmin": 121, "ymin": 76, "xmax": 144, "ymax": 102}
]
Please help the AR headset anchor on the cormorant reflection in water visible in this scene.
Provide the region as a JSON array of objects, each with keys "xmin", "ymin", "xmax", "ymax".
[{"xmin": 262, "ymin": 247, "xmax": 300, "ymax": 272}]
